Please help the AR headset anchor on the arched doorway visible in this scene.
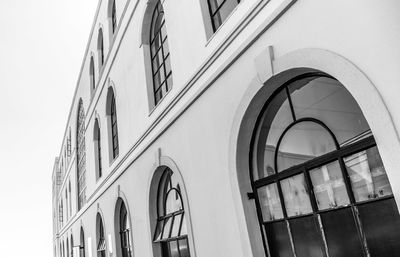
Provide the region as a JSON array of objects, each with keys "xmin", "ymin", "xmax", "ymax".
[{"xmin": 250, "ymin": 73, "xmax": 400, "ymax": 257}]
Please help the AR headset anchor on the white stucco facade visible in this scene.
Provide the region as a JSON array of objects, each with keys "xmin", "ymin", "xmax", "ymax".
[{"xmin": 52, "ymin": 1, "xmax": 400, "ymax": 257}]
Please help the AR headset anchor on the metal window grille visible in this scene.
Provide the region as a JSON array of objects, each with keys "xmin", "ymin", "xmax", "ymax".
[
  {"xmin": 207, "ymin": 0, "xmax": 240, "ymax": 32},
  {"xmin": 149, "ymin": 1, "xmax": 173, "ymax": 106}
]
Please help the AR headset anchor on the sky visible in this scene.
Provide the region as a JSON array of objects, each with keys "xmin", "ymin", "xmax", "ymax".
[{"xmin": 0, "ymin": 1, "xmax": 97, "ymax": 256}]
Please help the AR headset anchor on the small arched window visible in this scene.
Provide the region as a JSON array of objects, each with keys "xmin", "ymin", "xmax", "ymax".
[
  {"xmin": 106, "ymin": 88, "xmax": 119, "ymax": 160},
  {"xmin": 118, "ymin": 200, "xmax": 132, "ymax": 257},
  {"xmin": 97, "ymin": 29, "xmax": 105, "ymax": 71},
  {"xmin": 77, "ymin": 100, "xmax": 87, "ymax": 210},
  {"xmin": 149, "ymin": 1, "xmax": 172, "ymax": 106},
  {"xmin": 90, "ymin": 56, "xmax": 96, "ymax": 94},
  {"xmin": 66, "ymin": 238, "xmax": 70, "ymax": 257},
  {"xmin": 110, "ymin": 0, "xmax": 117, "ymax": 35},
  {"xmin": 96, "ymin": 214, "xmax": 107, "ymax": 257},
  {"xmin": 80, "ymin": 227, "xmax": 86, "ymax": 257},
  {"xmin": 68, "ymin": 181, "xmax": 72, "ymax": 216},
  {"xmin": 153, "ymin": 168, "xmax": 190, "ymax": 257},
  {"xmin": 251, "ymin": 74, "xmax": 400, "ymax": 257},
  {"xmin": 207, "ymin": 0, "xmax": 240, "ymax": 32},
  {"xmin": 94, "ymin": 119, "xmax": 102, "ymax": 179}
]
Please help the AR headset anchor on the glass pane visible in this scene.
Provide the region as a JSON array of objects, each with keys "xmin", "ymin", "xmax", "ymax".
[
  {"xmin": 257, "ymin": 183, "xmax": 284, "ymax": 221},
  {"xmin": 321, "ymin": 207, "xmax": 364, "ymax": 257},
  {"xmin": 289, "ymin": 76, "xmax": 370, "ymax": 146},
  {"xmin": 168, "ymin": 240, "xmax": 180, "ymax": 257},
  {"xmin": 180, "ymin": 213, "xmax": 187, "ymax": 236},
  {"xmin": 277, "ymin": 122, "xmax": 336, "ymax": 172},
  {"xmin": 309, "ymin": 161, "xmax": 350, "ymax": 210},
  {"xmin": 171, "ymin": 214, "xmax": 182, "ymax": 237},
  {"xmin": 255, "ymin": 90, "xmax": 293, "ymax": 180},
  {"xmin": 265, "ymin": 221, "xmax": 294, "ymax": 257},
  {"xmin": 290, "ymin": 216, "xmax": 325, "ymax": 257},
  {"xmin": 344, "ymin": 146, "xmax": 392, "ymax": 202},
  {"xmin": 178, "ymin": 238, "xmax": 190, "ymax": 257},
  {"xmin": 358, "ymin": 198, "xmax": 400, "ymax": 257},
  {"xmin": 161, "ymin": 217, "xmax": 172, "ymax": 240},
  {"xmin": 215, "ymin": 0, "xmax": 239, "ymax": 23},
  {"xmin": 281, "ymin": 174, "xmax": 313, "ymax": 217}
]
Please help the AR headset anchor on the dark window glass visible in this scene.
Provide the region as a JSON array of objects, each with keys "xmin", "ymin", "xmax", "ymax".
[
  {"xmin": 98, "ymin": 29, "xmax": 104, "ymax": 68},
  {"xmin": 265, "ymin": 221, "xmax": 294, "ymax": 257},
  {"xmin": 90, "ymin": 57, "xmax": 96, "ymax": 91},
  {"xmin": 150, "ymin": 1, "xmax": 172, "ymax": 105},
  {"xmin": 110, "ymin": 94, "xmax": 119, "ymax": 159},
  {"xmin": 290, "ymin": 216, "xmax": 325, "ymax": 257},
  {"xmin": 358, "ymin": 198, "xmax": 400, "ymax": 257},
  {"xmin": 321, "ymin": 208, "xmax": 364, "ymax": 257},
  {"xmin": 77, "ymin": 101, "xmax": 86, "ymax": 210},
  {"xmin": 111, "ymin": 0, "xmax": 117, "ymax": 34},
  {"xmin": 95, "ymin": 120, "xmax": 102, "ymax": 178},
  {"xmin": 80, "ymin": 228, "xmax": 86, "ymax": 257},
  {"xmin": 207, "ymin": 0, "xmax": 240, "ymax": 32}
]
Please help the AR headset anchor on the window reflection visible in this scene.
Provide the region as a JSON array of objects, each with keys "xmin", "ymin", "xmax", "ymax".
[
  {"xmin": 257, "ymin": 183, "xmax": 283, "ymax": 221},
  {"xmin": 344, "ymin": 146, "xmax": 392, "ymax": 202},
  {"xmin": 281, "ymin": 174, "xmax": 313, "ymax": 217},
  {"xmin": 309, "ymin": 161, "xmax": 350, "ymax": 210},
  {"xmin": 289, "ymin": 77, "xmax": 370, "ymax": 146},
  {"xmin": 255, "ymin": 90, "xmax": 293, "ymax": 180},
  {"xmin": 277, "ymin": 122, "xmax": 336, "ymax": 172}
]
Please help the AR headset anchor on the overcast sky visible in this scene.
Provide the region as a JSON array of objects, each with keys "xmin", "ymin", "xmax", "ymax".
[{"xmin": 0, "ymin": 1, "xmax": 97, "ymax": 256}]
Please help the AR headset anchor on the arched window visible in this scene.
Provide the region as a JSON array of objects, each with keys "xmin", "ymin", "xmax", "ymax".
[
  {"xmin": 67, "ymin": 238, "xmax": 70, "ymax": 257},
  {"xmin": 90, "ymin": 56, "xmax": 96, "ymax": 94},
  {"xmin": 109, "ymin": 0, "xmax": 117, "ymax": 35},
  {"xmin": 106, "ymin": 88, "xmax": 119, "ymax": 160},
  {"xmin": 149, "ymin": 1, "xmax": 173, "ymax": 105},
  {"xmin": 70, "ymin": 235, "xmax": 74, "ymax": 257},
  {"xmin": 207, "ymin": 0, "xmax": 240, "ymax": 32},
  {"xmin": 77, "ymin": 100, "xmax": 87, "ymax": 210},
  {"xmin": 117, "ymin": 200, "xmax": 132, "ymax": 257},
  {"xmin": 96, "ymin": 213, "xmax": 107, "ymax": 257},
  {"xmin": 62, "ymin": 241, "xmax": 65, "ymax": 257},
  {"xmin": 97, "ymin": 28, "xmax": 105, "ymax": 71},
  {"xmin": 65, "ymin": 189, "xmax": 69, "ymax": 219},
  {"xmin": 80, "ymin": 227, "xmax": 86, "ymax": 257},
  {"xmin": 251, "ymin": 74, "xmax": 400, "ymax": 257},
  {"xmin": 68, "ymin": 181, "xmax": 72, "ymax": 216},
  {"xmin": 153, "ymin": 168, "xmax": 190, "ymax": 257},
  {"xmin": 94, "ymin": 119, "xmax": 102, "ymax": 180}
]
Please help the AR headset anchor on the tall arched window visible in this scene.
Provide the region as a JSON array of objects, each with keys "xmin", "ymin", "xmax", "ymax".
[
  {"xmin": 110, "ymin": 0, "xmax": 117, "ymax": 35},
  {"xmin": 80, "ymin": 227, "xmax": 86, "ymax": 257},
  {"xmin": 68, "ymin": 181, "xmax": 72, "ymax": 216},
  {"xmin": 96, "ymin": 213, "xmax": 107, "ymax": 257},
  {"xmin": 106, "ymin": 88, "xmax": 119, "ymax": 160},
  {"xmin": 97, "ymin": 28, "xmax": 105, "ymax": 71},
  {"xmin": 90, "ymin": 56, "xmax": 96, "ymax": 94},
  {"xmin": 251, "ymin": 74, "xmax": 400, "ymax": 257},
  {"xmin": 207, "ymin": 0, "xmax": 240, "ymax": 32},
  {"xmin": 118, "ymin": 200, "xmax": 132, "ymax": 257},
  {"xmin": 94, "ymin": 119, "xmax": 102, "ymax": 180},
  {"xmin": 67, "ymin": 238, "xmax": 70, "ymax": 257},
  {"xmin": 149, "ymin": 1, "xmax": 173, "ymax": 105},
  {"xmin": 153, "ymin": 168, "xmax": 190, "ymax": 257},
  {"xmin": 77, "ymin": 100, "xmax": 87, "ymax": 210},
  {"xmin": 70, "ymin": 235, "xmax": 74, "ymax": 257}
]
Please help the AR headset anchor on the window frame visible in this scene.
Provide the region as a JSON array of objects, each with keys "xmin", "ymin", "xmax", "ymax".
[{"xmin": 250, "ymin": 73, "xmax": 398, "ymax": 257}]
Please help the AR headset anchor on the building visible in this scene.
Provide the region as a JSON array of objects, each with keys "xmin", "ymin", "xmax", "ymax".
[{"xmin": 51, "ymin": 0, "xmax": 400, "ymax": 257}]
